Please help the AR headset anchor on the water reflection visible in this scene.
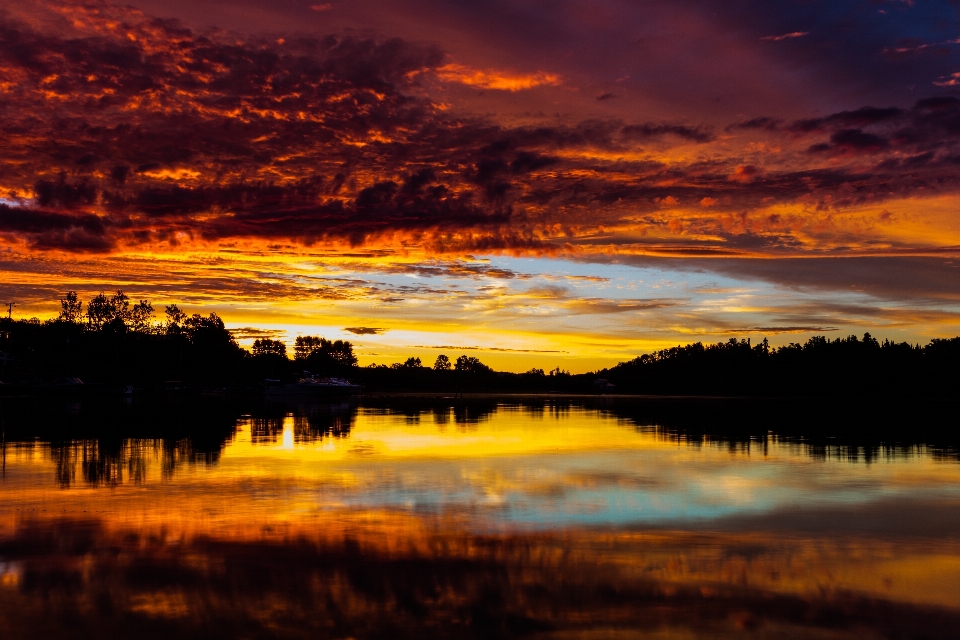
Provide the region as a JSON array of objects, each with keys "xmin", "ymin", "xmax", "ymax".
[
  {"xmin": 252, "ymin": 401, "xmax": 356, "ymax": 444},
  {"xmin": 362, "ymin": 397, "xmax": 501, "ymax": 428},
  {"xmin": 1, "ymin": 517, "xmax": 959, "ymax": 638},
  {"xmin": 0, "ymin": 396, "xmax": 957, "ymax": 490},
  {"xmin": 1, "ymin": 396, "xmax": 959, "ymax": 637},
  {"xmin": 47, "ymin": 437, "xmax": 224, "ymax": 488},
  {"xmin": 607, "ymin": 396, "xmax": 960, "ymax": 462},
  {"xmin": 0, "ymin": 398, "xmax": 242, "ymax": 488}
]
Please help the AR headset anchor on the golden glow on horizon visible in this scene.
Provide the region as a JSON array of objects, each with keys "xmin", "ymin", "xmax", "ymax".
[{"xmin": 3, "ymin": 211, "xmax": 960, "ymax": 373}]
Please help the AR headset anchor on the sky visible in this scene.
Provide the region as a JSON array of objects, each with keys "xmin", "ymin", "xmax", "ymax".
[{"xmin": 1, "ymin": 0, "xmax": 959, "ymax": 371}]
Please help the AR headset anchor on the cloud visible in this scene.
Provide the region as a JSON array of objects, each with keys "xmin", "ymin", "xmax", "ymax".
[
  {"xmin": 726, "ymin": 117, "xmax": 782, "ymax": 132},
  {"xmin": 882, "ymin": 37, "xmax": 960, "ymax": 60},
  {"xmin": 436, "ymin": 64, "xmax": 561, "ymax": 91},
  {"xmin": 807, "ymin": 129, "xmax": 890, "ymax": 156},
  {"xmin": 720, "ymin": 326, "xmax": 839, "ymax": 335},
  {"xmin": 339, "ymin": 258, "xmax": 531, "ymax": 280},
  {"xmin": 562, "ymin": 298, "xmax": 684, "ymax": 315},
  {"xmin": 412, "ymin": 345, "xmax": 567, "ymax": 353},
  {"xmin": 0, "ymin": 204, "xmax": 112, "ymax": 252},
  {"xmin": 344, "ymin": 327, "xmax": 386, "ymax": 335},
  {"xmin": 789, "ymin": 106, "xmax": 904, "ymax": 133},
  {"xmin": 1, "ymin": 2, "xmax": 960, "ymax": 270},
  {"xmin": 934, "ymin": 72, "xmax": 960, "ymax": 87},
  {"xmin": 229, "ymin": 327, "xmax": 287, "ymax": 340},
  {"xmin": 787, "ymin": 98, "xmax": 960, "ymax": 160},
  {"xmin": 617, "ymin": 256, "xmax": 960, "ymax": 304},
  {"xmin": 760, "ymin": 31, "xmax": 809, "ymax": 42},
  {"xmin": 620, "ymin": 123, "xmax": 714, "ymax": 143}
]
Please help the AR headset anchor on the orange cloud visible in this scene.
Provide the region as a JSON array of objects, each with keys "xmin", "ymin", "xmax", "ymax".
[{"xmin": 436, "ymin": 63, "xmax": 561, "ymax": 91}]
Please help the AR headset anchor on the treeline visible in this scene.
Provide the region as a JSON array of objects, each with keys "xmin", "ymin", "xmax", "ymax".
[
  {"xmin": 595, "ymin": 335, "xmax": 960, "ymax": 398},
  {"xmin": 1, "ymin": 293, "xmax": 959, "ymax": 397},
  {"xmin": 0, "ymin": 291, "xmax": 530, "ymax": 391},
  {"xmin": 1, "ymin": 292, "xmax": 251, "ymax": 386}
]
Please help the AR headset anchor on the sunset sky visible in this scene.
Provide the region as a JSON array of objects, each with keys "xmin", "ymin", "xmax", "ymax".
[{"xmin": 1, "ymin": 0, "xmax": 959, "ymax": 371}]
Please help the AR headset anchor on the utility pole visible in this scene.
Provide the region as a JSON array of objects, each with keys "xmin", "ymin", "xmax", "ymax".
[{"xmin": 4, "ymin": 303, "xmax": 14, "ymax": 319}]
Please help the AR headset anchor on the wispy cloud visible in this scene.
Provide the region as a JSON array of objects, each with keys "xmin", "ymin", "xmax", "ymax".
[
  {"xmin": 933, "ymin": 72, "xmax": 960, "ymax": 87},
  {"xmin": 412, "ymin": 345, "xmax": 568, "ymax": 353},
  {"xmin": 345, "ymin": 327, "xmax": 387, "ymax": 335},
  {"xmin": 760, "ymin": 31, "xmax": 808, "ymax": 42},
  {"xmin": 228, "ymin": 327, "xmax": 288, "ymax": 340},
  {"xmin": 719, "ymin": 326, "xmax": 839, "ymax": 335}
]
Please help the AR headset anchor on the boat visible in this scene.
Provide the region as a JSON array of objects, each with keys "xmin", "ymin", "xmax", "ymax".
[
  {"xmin": 46, "ymin": 377, "xmax": 90, "ymax": 396},
  {"xmin": 265, "ymin": 376, "xmax": 362, "ymax": 398}
]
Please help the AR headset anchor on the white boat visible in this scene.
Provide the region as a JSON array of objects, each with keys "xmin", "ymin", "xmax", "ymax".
[{"xmin": 265, "ymin": 376, "xmax": 362, "ymax": 398}]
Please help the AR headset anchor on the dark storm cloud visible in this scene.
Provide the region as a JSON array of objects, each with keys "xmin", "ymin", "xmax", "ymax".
[
  {"xmin": 620, "ymin": 124, "xmax": 714, "ymax": 143},
  {"xmin": 726, "ymin": 117, "xmax": 782, "ymax": 132},
  {"xmin": 0, "ymin": 204, "xmax": 113, "ymax": 251},
  {"xmin": 782, "ymin": 97, "xmax": 960, "ymax": 159},
  {"xmin": 204, "ymin": 183, "xmax": 509, "ymax": 247},
  {"xmin": 807, "ymin": 129, "xmax": 891, "ymax": 155},
  {"xmin": 789, "ymin": 107, "xmax": 905, "ymax": 134}
]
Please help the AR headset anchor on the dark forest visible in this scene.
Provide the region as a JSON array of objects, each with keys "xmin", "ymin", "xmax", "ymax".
[{"xmin": 1, "ymin": 292, "xmax": 958, "ymax": 398}]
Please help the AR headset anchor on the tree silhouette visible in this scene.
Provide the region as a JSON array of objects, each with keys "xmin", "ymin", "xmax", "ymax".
[
  {"xmin": 129, "ymin": 300, "xmax": 154, "ymax": 332},
  {"xmin": 295, "ymin": 335, "xmax": 357, "ymax": 373},
  {"xmin": 86, "ymin": 292, "xmax": 114, "ymax": 330},
  {"xmin": 433, "ymin": 354, "xmax": 451, "ymax": 371},
  {"xmin": 58, "ymin": 292, "xmax": 83, "ymax": 323},
  {"xmin": 294, "ymin": 336, "xmax": 324, "ymax": 361},
  {"xmin": 455, "ymin": 355, "xmax": 491, "ymax": 373},
  {"xmin": 392, "ymin": 357, "xmax": 422, "ymax": 369},
  {"xmin": 252, "ymin": 339, "xmax": 287, "ymax": 358},
  {"xmin": 85, "ymin": 291, "xmax": 135, "ymax": 330}
]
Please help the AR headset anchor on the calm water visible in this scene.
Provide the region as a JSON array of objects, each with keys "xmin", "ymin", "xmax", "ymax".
[{"xmin": 1, "ymin": 397, "xmax": 959, "ymax": 638}]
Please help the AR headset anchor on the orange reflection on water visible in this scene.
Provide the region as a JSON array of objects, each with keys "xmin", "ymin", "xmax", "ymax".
[
  {"xmin": 1, "ymin": 517, "xmax": 959, "ymax": 638},
  {"xmin": 1, "ymin": 402, "xmax": 960, "ymax": 637}
]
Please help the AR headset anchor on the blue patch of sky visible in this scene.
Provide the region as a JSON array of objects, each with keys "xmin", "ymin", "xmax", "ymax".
[{"xmin": 484, "ymin": 255, "xmax": 760, "ymax": 300}]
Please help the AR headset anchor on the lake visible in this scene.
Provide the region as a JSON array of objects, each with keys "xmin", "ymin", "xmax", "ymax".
[{"xmin": 1, "ymin": 396, "xmax": 959, "ymax": 638}]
